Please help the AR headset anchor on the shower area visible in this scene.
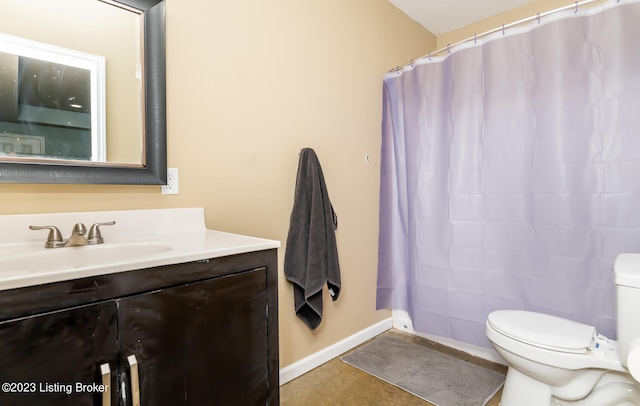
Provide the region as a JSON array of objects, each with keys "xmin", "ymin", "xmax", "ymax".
[{"xmin": 377, "ymin": 0, "xmax": 640, "ymax": 349}]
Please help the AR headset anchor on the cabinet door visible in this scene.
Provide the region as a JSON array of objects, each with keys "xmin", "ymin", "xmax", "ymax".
[
  {"xmin": 117, "ymin": 267, "xmax": 269, "ymax": 406},
  {"xmin": 0, "ymin": 301, "xmax": 118, "ymax": 406}
]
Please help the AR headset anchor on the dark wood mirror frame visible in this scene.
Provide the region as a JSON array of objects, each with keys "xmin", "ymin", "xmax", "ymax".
[{"xmin": 0, "ymin": 0, "xmax": 166, "ymax": 185}]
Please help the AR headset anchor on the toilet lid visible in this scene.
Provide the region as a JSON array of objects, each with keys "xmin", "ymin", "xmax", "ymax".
[{"xmin": 488, "ymin": 310, "xmax": 595, "ymax": 354}]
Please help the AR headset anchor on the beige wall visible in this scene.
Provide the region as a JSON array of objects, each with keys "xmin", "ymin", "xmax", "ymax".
[{"xmin": 0, "ymin": 0, "xmax": 434, "ymax": 369}]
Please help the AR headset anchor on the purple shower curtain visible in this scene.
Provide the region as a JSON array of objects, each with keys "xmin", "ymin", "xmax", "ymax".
[{"xmin": 377, "ymin": 0, "xmax": 640, "ymax": 348}]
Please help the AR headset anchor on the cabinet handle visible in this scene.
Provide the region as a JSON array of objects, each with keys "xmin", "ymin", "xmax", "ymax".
[
  {"xmin": 127, "ymin": 355, "xmax": 141, "ymax": 406},
  {"xmin": 100, "ymin": 363, "xmax": 111, "ymax": 406}
]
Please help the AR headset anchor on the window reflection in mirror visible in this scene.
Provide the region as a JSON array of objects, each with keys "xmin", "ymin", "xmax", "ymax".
[{"xmin": 0, "ymin": 43, "xmax": 104, "ymax": 161}]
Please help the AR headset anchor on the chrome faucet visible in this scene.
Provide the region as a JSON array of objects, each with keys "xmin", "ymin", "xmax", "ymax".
[{"xmin": 30, "ymin": 221, "xmax": 116, "ymax": 248}]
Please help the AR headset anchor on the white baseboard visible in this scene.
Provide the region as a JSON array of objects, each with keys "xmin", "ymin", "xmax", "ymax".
[
  {"xmin": 391, "ymin": 309, "xmax": 415, "ymax": 334},
  {"xmin": 415, "ymin": 331, "xmax": 506, "ymax": 365},
  {"xmin": 279, "ymin": 313, "xmax": 505, "ymax": 386},
  {"xmin": 391, "ymin": 309, "xmax": 505, "ymax": 365},
  {"xmin": 279, "ymin": 317, "xmax": 393, "ymax": 385}
]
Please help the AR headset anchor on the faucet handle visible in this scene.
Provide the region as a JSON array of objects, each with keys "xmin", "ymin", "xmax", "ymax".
[
  {"xmin": 87, "ymin": 221, "xmax": 116, "ymax": 245},
  {"xmin": 29, "ymin": 225, "xmax": 65, "ymax": 248}
]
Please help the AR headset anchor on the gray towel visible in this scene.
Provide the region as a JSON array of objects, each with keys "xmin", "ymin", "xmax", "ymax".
[{"xmin": 284, "ymin": 148, "xmax": 340, "ymax": 330}]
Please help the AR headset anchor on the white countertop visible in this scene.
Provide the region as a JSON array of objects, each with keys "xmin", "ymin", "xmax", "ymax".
[{"xmin": 0, "ymin": 208, "xmax": 280, "ymax": 291}]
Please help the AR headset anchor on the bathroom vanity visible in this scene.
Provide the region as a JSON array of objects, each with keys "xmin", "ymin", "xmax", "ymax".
[{"xmin": 0, "ymin": 208, "xmax": 280, "ymax": 406}]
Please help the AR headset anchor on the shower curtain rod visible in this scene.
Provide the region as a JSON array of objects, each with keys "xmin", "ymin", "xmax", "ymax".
[{"xmin": 389, "ymin": 0, "xmax": 611, "ymax": 73}]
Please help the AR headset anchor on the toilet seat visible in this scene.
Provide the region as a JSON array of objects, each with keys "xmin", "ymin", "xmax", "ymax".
[{"xmin": 487, "ymin": 310, "xmax": 595, "ymax": 354}]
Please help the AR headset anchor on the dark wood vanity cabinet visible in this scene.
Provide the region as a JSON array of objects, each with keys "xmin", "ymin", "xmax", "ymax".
[
  {"xmin": 118, "ymin": 268, "xmax": 271, "ymax": 405},
  {"xmin": 0, "ymin": 249, "xmax": 279, "ymax": 406},
  {"xmin": 0, "ymin": 301, "xmax": 118, "ymax": 405}
]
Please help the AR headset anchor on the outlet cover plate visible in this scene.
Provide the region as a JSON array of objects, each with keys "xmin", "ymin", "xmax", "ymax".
[{"xmin": 161, "ymin": 168, "xmax": 179, "ymax": 195}]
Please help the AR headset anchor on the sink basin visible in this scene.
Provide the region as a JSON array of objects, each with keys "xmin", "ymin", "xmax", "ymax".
[{"xmin": 0, "ymin": 242, "xmax": 173, "ymax": 272}]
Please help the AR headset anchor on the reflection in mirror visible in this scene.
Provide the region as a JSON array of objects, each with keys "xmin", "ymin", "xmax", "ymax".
[
  {"xmin": 0, "ymin": 33, "xmax": 106, "ymax": 162},
  {"xmin": 0, "ymin": 0, "xmax": 166, "ymax": 184}
]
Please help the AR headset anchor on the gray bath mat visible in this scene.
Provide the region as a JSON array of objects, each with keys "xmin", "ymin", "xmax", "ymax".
[{"xmin": 340, "ymin": 333, "xmax": 504, "ymax": 406}]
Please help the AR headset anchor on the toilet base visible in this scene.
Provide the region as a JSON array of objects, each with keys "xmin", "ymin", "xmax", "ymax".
[
  {"xmin": 501, "ymin": 367, "xmax": 551, "ymax": 406},
  {"xmin": 501, "ymin": 367, "xmax": 640, "ymax": 406}
]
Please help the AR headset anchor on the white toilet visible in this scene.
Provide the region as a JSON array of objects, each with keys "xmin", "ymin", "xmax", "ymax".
[{"xmin": 486, "ymin": 253, "xmax": 640, "ymax": 406}]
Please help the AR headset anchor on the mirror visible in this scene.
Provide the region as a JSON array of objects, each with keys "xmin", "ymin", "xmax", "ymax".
[{"xmin": 0, "ymin": 0, "xmax": 166, "ymax": 184}]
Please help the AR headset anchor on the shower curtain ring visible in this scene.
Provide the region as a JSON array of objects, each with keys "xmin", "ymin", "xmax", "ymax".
[
  {"xmin": 474, "ymin": 34, "xmax": 477, "ymax": 44},
  {"xmin": 575, "ymin": 1, "xmax": 579, "ymax": 13},
  {"xmin": 502, "ymin": 24, "xmax": 505, "ymax": 35},
  {"xmin": 428, "ymin": 52, "xmax": 431, "ymax": 61},
  {"xmin": 447, "ymin": 44, "xmax": 451, "ymax": 53},
  {"xmin": 537, "ymin": 13, "xmax": 541, "ymax": 24}
]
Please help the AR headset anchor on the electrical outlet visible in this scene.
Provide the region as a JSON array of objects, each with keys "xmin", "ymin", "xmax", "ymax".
[{"xmin": 161, "ymin": 168, "xmax": 179, "ymax": 195}]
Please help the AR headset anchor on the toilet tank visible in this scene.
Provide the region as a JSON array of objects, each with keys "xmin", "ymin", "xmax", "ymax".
[{"xmin": 614, "ymin": 253, "xmax": 640, "ymax": 367}]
